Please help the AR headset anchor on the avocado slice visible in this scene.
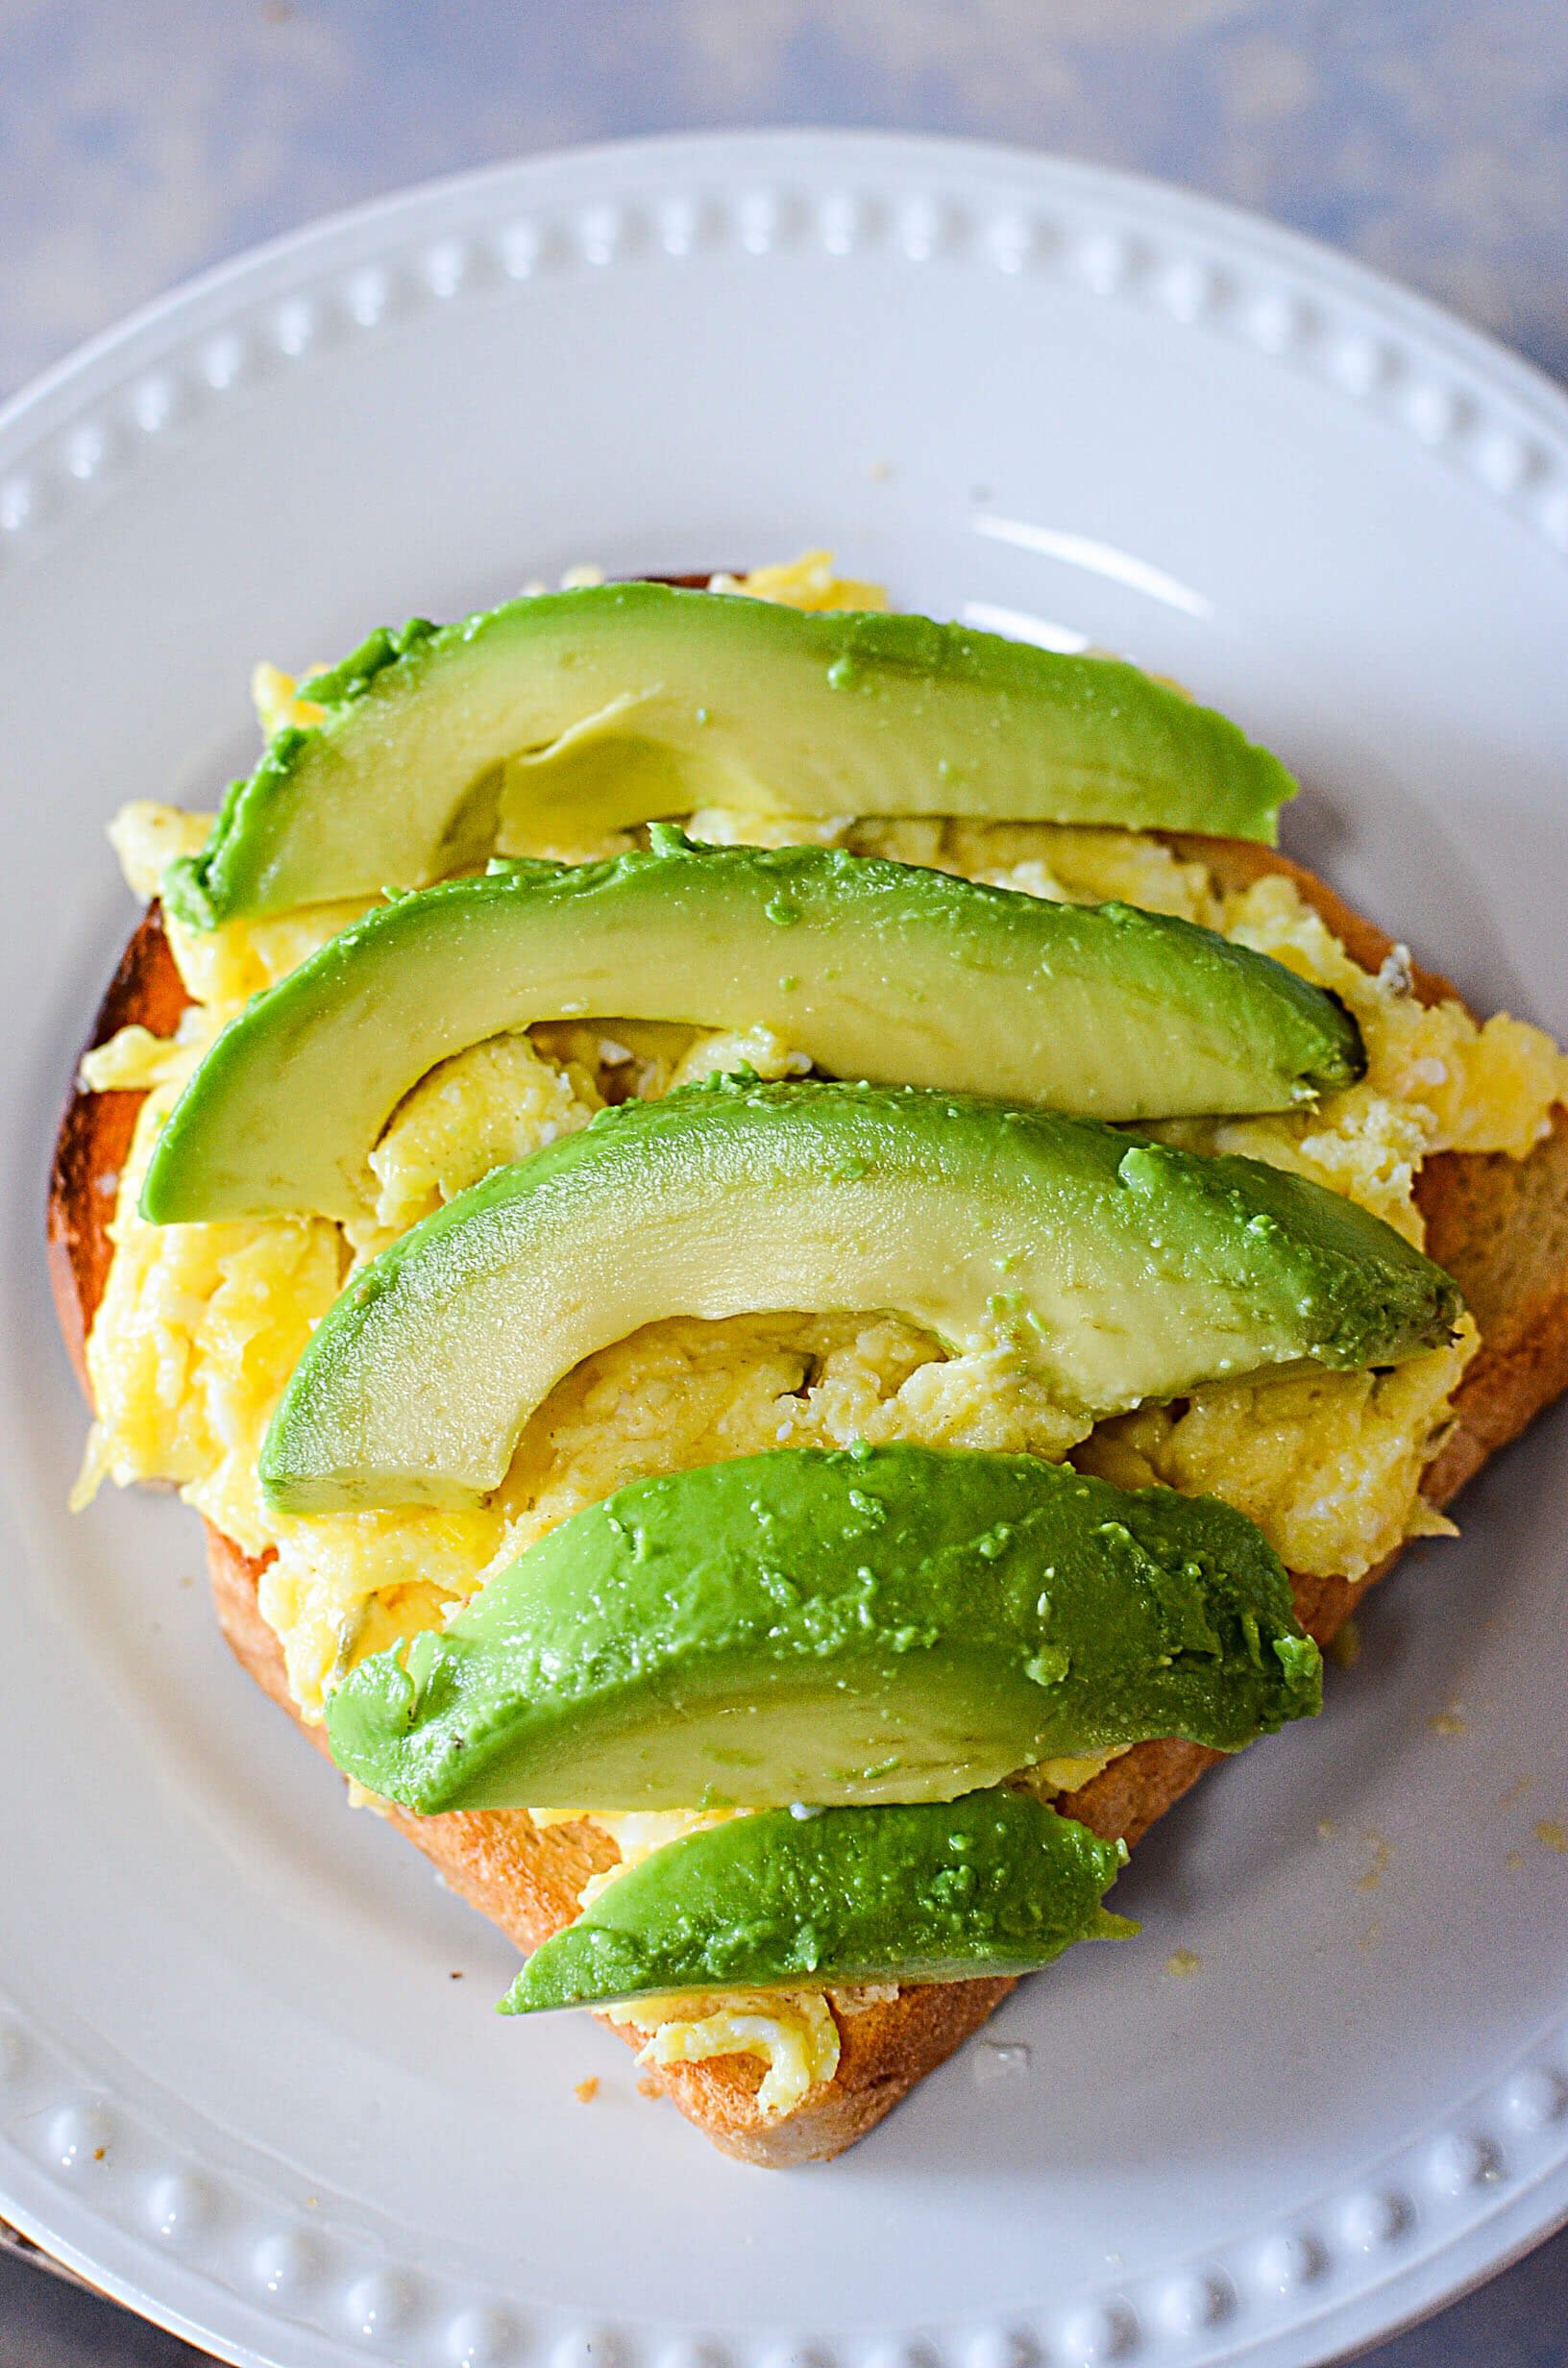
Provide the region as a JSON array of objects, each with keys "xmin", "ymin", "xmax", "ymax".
[
  {"xmin": 165, "ymin": 585, "xmax": 1296, "ymax": 927},
  {"xmin": 325, "ymin": 1443, "xmax": 1320, "ymax": 1813},
  {"xmin": 501, "ymin": 1790, "xmax": 1135, "ymax": 2012},
  {"xmin": 259, "ymin": 1078, "xmax": 1462, "ymax": 1516},
  {"xmin": 142, "ymin": 831, "xmax": 1363, "ymax": 1223}
]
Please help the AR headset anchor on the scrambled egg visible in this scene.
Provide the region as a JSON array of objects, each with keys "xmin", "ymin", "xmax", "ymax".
[
  {"xmin": 1150, "ymin": 874, "xmax": 1568, "ymax": 1243},
  {"xmin": 604, "ymin": 1987, "xmax": 842, "ymax": 2119},
  {"xmin": 74, "ymin": 553, "xmax": 1568, "ymax": 2117},
  {"xmin": 1076, "ymin": 1320, "xmax": 1476, "ymax": 1581}
]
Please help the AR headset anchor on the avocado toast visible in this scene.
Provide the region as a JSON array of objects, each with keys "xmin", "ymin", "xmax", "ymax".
[{"xmin": 52, "ymin": 555, "xmax": 1568, "ymax": 2164}]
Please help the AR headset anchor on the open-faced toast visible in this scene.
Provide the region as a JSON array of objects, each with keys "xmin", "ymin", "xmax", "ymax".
[{"xmin": 50, "ymin": 831, "xmax": 1568, "ymax": 2164}]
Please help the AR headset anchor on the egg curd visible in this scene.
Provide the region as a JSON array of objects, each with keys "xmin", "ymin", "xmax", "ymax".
[{"xmin": 74, "ymin": 554, "xmax": 1568, "ymax": 2115}]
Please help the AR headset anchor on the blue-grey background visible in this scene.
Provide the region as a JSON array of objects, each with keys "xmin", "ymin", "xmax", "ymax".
[{"xmin": 0, "ymin": 2, "xmax": 1564, "ymax": 2361}]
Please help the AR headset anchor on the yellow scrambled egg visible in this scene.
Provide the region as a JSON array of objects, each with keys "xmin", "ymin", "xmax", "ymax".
[{"xmin": 74, "ymin": 554, "xmax": 1568, "ymax": 2116}]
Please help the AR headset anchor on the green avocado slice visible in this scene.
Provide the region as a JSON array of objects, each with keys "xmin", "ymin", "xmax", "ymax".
[
  {"xmin": 165, "ymin": 584, "xmax": 1296, "ymax": 927},
  {"xmin": 324, "ymin": 1443, "xmax": 1320, "ymax": 1813},
  {"xmin": 258, "ymin": 1078, "xmax": 1462, "ymax": 1517},
  {"xmin": 501, "ymin": 1790, "xmax": 1136, "ymax": 2012},
  {"xmin": 141, "ymin": 830, "xmax": 1363, "ymax": 1222}
]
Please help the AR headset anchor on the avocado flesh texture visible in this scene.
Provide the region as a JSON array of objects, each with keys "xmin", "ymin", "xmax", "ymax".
[
  {"xmin": 259, "ymin": 1078, "xmax": 1462, "ymax": 1516},
  {"xmin": 501, "ymin": 1790, "xmax": 1135, "ymax": 2011},
  {"xmin": 142, "ymin": 833, "xmax": 1363, "ymax": 1223},
  {"xmin": 165, "ymin": 584, "xmax": 1296, "ymax": 926},
  {"xmin": 325, "ymin": 1444, "xmax": 1321, "ymax": 1813}
]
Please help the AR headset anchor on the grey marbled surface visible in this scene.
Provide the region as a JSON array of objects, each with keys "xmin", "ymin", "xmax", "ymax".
[
  {"xmin": 2, "ymin": 0, "xmax": 1566, "ymax": 402},
  {"xmin": 1, "ymin": 3, "xmax": 1564, "ymax": 2361}
]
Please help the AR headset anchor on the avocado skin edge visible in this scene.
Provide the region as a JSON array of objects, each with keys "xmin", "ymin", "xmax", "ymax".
[
  {"xmin": 324, "ymin": 1443, "xmax": 1321, "ymax": 1814},
  {"xmin": 501, "ymin": 1789, "xmax": 1135, "ymax": 2012},
  {"xmin": 164, "ymin": 583, "xmax": 1297, "ymax": 926}
]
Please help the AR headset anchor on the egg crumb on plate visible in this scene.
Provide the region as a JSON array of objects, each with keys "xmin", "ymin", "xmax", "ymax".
[{"xmin": 71, "ymin": 553, "xmax": 1568, "ymax": 2116}]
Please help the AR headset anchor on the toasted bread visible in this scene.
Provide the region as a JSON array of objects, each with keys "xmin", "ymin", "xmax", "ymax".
[{"xmin": 49, "ymin": 841, "xmax": 1568, "ymax": 2164}]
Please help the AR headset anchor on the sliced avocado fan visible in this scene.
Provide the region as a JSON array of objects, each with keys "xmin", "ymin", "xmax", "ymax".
[
  {"xmin": 502, "ymin": 1790, "xmax": 1135, "ymax": 2012},
  {"xmin": 259, "ymin": 1077, "xmax": 1462, "ymax": 1517},
  {"xmin": 142, "ymin": 831, "xmax": 1363, "ymax": 1223},
  {"xmin": 325, "ymin": 1443, "xmax": 1321, "ymax": 1814},
  {"xmin": 165, "ymin": 584, "xmax": 1296, "ymax": 927}
]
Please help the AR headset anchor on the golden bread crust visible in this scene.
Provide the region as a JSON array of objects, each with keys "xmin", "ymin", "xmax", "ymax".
[{"xmin": 49, "ymin": 847, "xmax": 1568, "ymax": 2162}]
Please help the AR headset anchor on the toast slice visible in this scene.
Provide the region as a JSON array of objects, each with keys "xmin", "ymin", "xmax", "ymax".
[{"xmin": 49, "ymin": 842, "xmax": 1568, "ymax": 2164}]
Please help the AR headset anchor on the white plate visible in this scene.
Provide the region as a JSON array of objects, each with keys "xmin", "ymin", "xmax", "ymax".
[{"xmin": 1, "ymin": 129, "xmax": 1566, "ymax": 2368}]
